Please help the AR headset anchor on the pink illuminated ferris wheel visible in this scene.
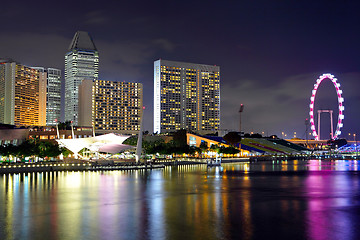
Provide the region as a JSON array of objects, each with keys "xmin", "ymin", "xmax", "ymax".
[{"xmin": 309, "ymin": 73, "xmax": 344, "ymax": 140}]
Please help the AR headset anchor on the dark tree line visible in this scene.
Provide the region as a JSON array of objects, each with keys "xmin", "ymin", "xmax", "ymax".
[
  {"xmin": 0, "ymin": 138, "xmax": 63, "ymax": 161},
  {"xmin": 123, "ymin": 129, "xmax": 240, "ymax": 156}
]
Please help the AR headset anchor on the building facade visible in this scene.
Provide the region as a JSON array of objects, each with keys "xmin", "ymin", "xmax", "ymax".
[
  {"xmin": 78, "ymin": 80, "xmax": 143, "ymax": 134},
  {"xmin": 32, "ymin": 67, "xmax": 61, "ymax": 126},
  {"xmin": 0, "ymin": 59, "xmax": 45, "ymax": 126},
  {"xmin": 154, "ymin": 59, "xmax": 220, "ymax": 134},
  {"xmin": 65, "ymin": 31, "xmax": 99, "ymax": 125}
]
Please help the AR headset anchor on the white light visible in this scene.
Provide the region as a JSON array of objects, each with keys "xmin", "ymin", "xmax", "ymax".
[
  {"xmin": 340, "ymin": 106, "xmax": 345, "ymax": 111},
  {"xmin": 339, "ymin": 114, "xmax": 344, "ymax": 119},
  {"xmin": 310, "ymin": 96, "xmax": 315, "ymax": 101},
  {"xmin": 310, "ymin": 104, "xmax": 314, "ymax": 108},
  {"xmin": 337, "ymin": 131, "xmax": 342, "ymax": 135},
  {"xmin": 337, "ymin": 83, "xmax": 341, "ymax": 87},
  {"xmin": 312, "ymin": 90, "xmax": 316, "ymax": 94},
  {"xmin": 339, "ymin": 123, "xmax": 343, "ymax": 128},
  {"xmin": 309, "ymin": 111, "xmax": 313, "ymax": 116},
  {"xmin": 311, "ymin": 125, "xmax": 315, "ymax": 130},
  {"xmin": 338, "ymin": 90, "xmax": 343, "ymax": 94}
]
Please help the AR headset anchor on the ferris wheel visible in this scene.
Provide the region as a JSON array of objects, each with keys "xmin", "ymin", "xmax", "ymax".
[{"xmin": 309, "ymin": 73, "xmax": 344, "ymax": 140}]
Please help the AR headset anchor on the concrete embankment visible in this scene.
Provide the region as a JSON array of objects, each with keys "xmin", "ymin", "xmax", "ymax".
[
  {"xmin": 0, "ymin": 163, "xmax": 92, "ymax": 174},
  {"xmin": 221, "ymin": 158, "xmax": 250, "ymax": 163},
  {"xmin": 0, "ymin": 157, "xmax": 251, "ymax": 174},
  {"xmin": 249, "ymin": 156, "xmax": 311, "ymax": 162},
  {"xmin": 0, "ymin": 162, "xmax": 173, "ymax": 173}
]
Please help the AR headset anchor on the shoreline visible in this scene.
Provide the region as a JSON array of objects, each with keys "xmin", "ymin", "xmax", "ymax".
[
  {"xmin": 2, "ymin": 156, "xmax": 355, "ymax": 174},
  {"xmin": 0, "ymin": 158, "xmax": 250, "ymax": 174}
]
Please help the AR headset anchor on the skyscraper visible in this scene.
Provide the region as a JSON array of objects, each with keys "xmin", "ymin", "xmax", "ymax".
[
  {"xmin": 65, "ymin": 31, "xmax": 99, "ymax": 125},
  {"xmin": 78, "ymin": 79, "xmax": 143, "ymax": 134},
  {"xmin": 0, "ymin": 59, "xmax": 46, "ymax": 126},
  {"xmin": 32, "ymin": 67, "xmax": 61, "ymax": 126},
  {"xmin": 154, "ymin": 59, "xmax": 220, "ymax": 134}
]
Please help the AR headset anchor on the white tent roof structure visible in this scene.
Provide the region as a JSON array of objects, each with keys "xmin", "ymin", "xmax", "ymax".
[{"xmin": 56, "ymin": 133, "xmax": 134, "ymax": 157}]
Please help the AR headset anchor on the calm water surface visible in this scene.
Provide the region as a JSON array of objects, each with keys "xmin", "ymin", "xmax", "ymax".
[{"xmin": 1, "ymin": 160, "xmax": 360, "ymax": 240}]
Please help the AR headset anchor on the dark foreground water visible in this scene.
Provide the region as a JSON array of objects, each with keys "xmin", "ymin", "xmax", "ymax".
[{"xmin": 1, "ymin": 160, "xmax": 360, "ymax": 240}]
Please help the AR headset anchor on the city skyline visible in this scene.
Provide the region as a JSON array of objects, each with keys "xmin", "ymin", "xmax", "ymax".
[{"xmin": 1, "ymin": 1, "xmax": 360, "ymax": 139}]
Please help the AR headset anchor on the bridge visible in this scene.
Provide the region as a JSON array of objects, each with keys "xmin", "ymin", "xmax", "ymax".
[{"xmin": 288, "ymin": 139, "xmax": 357, "ymax": 149}]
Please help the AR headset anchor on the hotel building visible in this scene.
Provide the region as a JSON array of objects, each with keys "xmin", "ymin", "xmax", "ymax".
[
  {"xmin": 78, "ymin": 80, "xmax": 143, "ymax": 134},
  {"xmin": 0, "ymin": 59, "xmax": 46, "ymax": 126},
  {"xmin": 154, "ymin": 59, "xmax": 220, "ymax": 134},
  {"xmin": 65, "ymin": 31, "xmax": 99, "ymax": 125},
  {"xmin": 32, "ymin": 67, "xmax": 61, "ymax": 126}
]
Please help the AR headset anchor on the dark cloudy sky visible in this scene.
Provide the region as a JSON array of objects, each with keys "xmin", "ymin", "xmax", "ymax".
[{"xmin": 1, "ymin": 0, "xmax": 360, "ymax": 140}]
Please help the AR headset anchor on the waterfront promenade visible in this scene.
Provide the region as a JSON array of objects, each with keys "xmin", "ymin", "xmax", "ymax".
[{"xmin": 0, "ymin": 158, "xmax": 250, "ymax": 174}]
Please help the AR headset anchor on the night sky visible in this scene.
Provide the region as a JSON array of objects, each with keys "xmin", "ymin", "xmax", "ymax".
[{"xmin": 1, "ymin": 1, "xmax": 360, "ymax": 140}]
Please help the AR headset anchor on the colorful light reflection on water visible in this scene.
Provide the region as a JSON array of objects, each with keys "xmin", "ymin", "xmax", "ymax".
[{"xmin": 0, "ymin": 160, "xmax": 360, "ymax": 240}]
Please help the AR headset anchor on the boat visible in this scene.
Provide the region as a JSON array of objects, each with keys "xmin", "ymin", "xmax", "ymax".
[{"xmin": 207, "ymin": 157, "xmax": 221, "ymax": 167}]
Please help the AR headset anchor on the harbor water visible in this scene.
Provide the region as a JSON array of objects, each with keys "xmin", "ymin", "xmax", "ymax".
[{"xmin": 1, "ymin": 160, "xmax": 360, "ymax": 240}]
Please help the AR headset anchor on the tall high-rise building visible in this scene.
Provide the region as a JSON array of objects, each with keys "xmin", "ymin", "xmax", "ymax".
[
  {"xmin": 154, "ymin": 59, "xmax": 220, "ymax": 134},
  {"xmin": 78, "ymin": 79, "xmax": 143, "ymax": 134},
  {"xmin": 65, "ymin": 31, "xmax": 99, "ymax": 125},
  {"xmin": 32, "ymin": 67, "xmax": 61, "ymax": 126},
  {"xmin": 0, "ymin": 59, "xmax": 46, "ymax": 126}
]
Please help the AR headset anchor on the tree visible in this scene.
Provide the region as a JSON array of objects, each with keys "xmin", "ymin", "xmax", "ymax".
[
  {"xmin": 251, "ymin": 133, "xmax": 262, "ymax": 138},
  {"xmin": 223, "ymin": 132, "xmax": 241, "ymax": 146},
  {"xmin": 218, "ymin": 146, "xmax": 240, "ymax": 154},
  {"xmin": 36, "ymin": 141, "xmax": 62, "ymax": 158},
  {"xmin": 16, "ymin": 140, "xmax": 36, "ymax": 159},
  {"xmin": 61, "ymin": 147, "xmax": 72, "ymax": 158},
  {"xmin": 58, "ymin": 121, "xmax": 72, "ymax": 130},
  {"xmin": 199, "ymin": 141, "xmax": 208, "ymax": 151},
  {"xmin": 123, "ymin": 136, "xmax": 138, "ymax": 146},
  {"xmin": 210, "ymin": 144, "xmax": 220, "ymax": 152},
  {"xmin": 172, "ymin": 129, "xmax": 187, "ymax": 148}
]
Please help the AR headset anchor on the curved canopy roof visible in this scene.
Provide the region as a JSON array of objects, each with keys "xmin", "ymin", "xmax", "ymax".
[{"xmin": 56, "ymin": 133, "xmax": 133, "ymax": 155}]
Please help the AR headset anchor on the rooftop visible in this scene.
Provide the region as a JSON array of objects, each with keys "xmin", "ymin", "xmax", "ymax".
[{"xmin": 68, "ymin": 31, "xmax": 97, "ymax": 51}]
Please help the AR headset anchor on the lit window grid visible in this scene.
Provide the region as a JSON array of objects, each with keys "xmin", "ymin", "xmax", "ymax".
[
  {"xmin": 157, "ymin": 62, "xmax": 220, "ymax": 132},
  {"xmin": 64, "ymin": 49, "xmax": 99, "ymax": 124},
  {"xmin": 14, "ymin": 65, "xmax": 40, "ymax": 126},
  {"xmin": 92, "ymin": 80, "xmax": 142, "ymax": 131}
]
